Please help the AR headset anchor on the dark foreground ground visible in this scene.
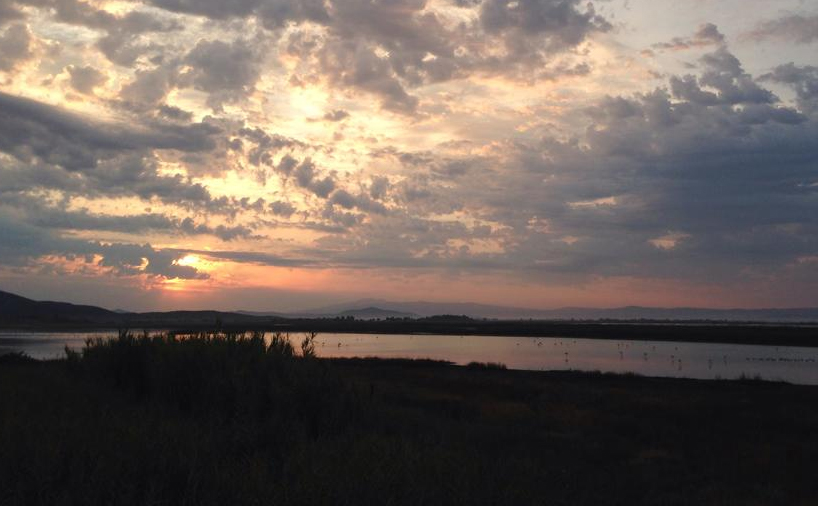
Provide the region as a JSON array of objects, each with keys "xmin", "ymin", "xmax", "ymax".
[{"xmin": 1, "ymin": 332, "xmax": 817, "ymax": 505}]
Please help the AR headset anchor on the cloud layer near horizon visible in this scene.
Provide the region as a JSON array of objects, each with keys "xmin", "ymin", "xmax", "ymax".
[{"xmin": 0, "ymin": 0, "xmax": 816, "ymax": 310}]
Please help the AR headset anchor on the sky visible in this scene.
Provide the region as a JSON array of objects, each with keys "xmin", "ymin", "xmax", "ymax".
[{"xmin": 0, "ymin": 0, "xmax": 817, "ymax": 311}]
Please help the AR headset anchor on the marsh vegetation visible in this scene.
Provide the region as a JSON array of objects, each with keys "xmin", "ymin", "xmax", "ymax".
[{"xmin": 1, "ymin": 331, "xmax": 817, "ymax": 505}]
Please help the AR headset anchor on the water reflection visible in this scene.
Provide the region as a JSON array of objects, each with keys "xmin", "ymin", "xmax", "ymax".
[{"xmin": 2, "ymin": 331, "xmax": 818, "ymax": 385}]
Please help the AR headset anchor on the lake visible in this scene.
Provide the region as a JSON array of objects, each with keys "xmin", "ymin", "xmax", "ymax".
[{"xmin": 2, "ymin": 331, "xmax": 817, "ymax": 384}]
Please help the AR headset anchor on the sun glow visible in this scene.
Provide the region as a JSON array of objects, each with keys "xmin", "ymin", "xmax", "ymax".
[
  {"xmin": 174, "ymin": 255, "xmax": 201, "ymax": 268},
  {"xmin": 162, "ymin": 255, "xmax": 214, "ymax": 292}
]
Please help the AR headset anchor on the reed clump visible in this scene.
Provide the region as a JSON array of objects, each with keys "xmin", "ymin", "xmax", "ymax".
[{"xmin": 66, "ymin": 330, "xmax": 354, "ymax": 435}]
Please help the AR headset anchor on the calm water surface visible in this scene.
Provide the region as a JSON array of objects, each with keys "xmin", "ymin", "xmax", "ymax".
[{"xmin": 2, "ymin": 331, "xmax": 817, "ymax": 385}]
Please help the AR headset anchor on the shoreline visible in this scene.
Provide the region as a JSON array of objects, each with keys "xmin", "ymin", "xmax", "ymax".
[{"xmin": 2, "ymin": 318, "xmax": 818, "ymax": 347}]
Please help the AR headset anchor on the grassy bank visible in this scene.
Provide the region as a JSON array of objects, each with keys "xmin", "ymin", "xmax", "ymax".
[{"xmin": 2, "ymin": 332, "xmax": 817, "ymax": 505}]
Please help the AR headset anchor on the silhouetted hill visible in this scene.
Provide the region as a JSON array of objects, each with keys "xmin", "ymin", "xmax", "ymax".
[
  {"xmin": 0, "ymin": 289, "xmax": 121, "ymax": 325},
  {"xmin": 125, "ymin": 310, "xmax": 283, "ymax": 327},
  {"xmin": 302, "ymin": 299, "xmax": 818, "ymax": 322},
  {"xmin": 0, "ymin": 290, "xmax": 283, "ymax": 328},
  {"xmin": 336, "ymin": 307, "xmax": 417, "ymax": 320}
]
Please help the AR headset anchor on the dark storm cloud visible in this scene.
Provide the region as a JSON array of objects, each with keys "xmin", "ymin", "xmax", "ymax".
[{"xmin": 747, "ymin": 14, "xmax": 818, "ymax": 44}]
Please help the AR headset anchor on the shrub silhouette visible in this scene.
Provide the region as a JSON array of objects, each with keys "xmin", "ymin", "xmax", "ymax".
[
  {"xmin": 466, "ymin": 361, "xmax": 507, "ymax": 370},
  {"xmin": 69, "ymin": 330, "xmax": 358, "ymax": 435}
]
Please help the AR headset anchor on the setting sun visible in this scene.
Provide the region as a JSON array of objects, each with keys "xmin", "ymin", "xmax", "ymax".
[{"xmin": 174, "ymin": 255, "xmax": 201, "ymax": 268}]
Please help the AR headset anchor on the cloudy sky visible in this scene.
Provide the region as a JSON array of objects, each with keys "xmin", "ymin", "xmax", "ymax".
[{"xmin": 0, "ymin": 0, "xmax": 816, "ymax": 311}]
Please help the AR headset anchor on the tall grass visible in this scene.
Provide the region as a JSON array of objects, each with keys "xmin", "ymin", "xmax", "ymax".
[{"xmin": 66, "ymin": 330, "xmax": 357, "ymax": 435}]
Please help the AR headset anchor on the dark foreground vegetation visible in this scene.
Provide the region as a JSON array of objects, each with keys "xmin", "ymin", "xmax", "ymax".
[{"xmin": 2, "ymin": 332, "xmax": 818, "ymax": 505}]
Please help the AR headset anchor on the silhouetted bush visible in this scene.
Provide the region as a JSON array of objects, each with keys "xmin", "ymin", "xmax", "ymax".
[
  {"xmin": 0, "ymin": 351, "xmax": 37, "ymax": 366},
  {"xmin": 68, "ymin": 330, "xmax": 359, "ymax": 434},
  {"xmin": 466, "ymin": 361, "xmax": 508, "ymax": 370}
]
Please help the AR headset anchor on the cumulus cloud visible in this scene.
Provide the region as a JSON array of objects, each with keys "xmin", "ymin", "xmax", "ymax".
[
  {"xmin": 66, "ymin": 65, "xmax": 106, "ymax": 94},
  {"xmin": 292, "ymin": 158, "xmax": 336, "ymax": 197},
  {"xmin": 14, "ymin": 0, "xmax": 181, "ymax": 65},
  {"xmin": 761, "ymin": 63, "xmax": 818, "ymax": 111},
  {"xmin": 323, "ymin": 46, "xmax": 817, "ymax": 281},
  {"xmin": 669, "ymin": 48, "xmax": 775, "ymax": 106},
  {"xmin": 277, "ymin": 0, "xmax": 610, "ymax": 112},
  {"xmin": 0, "ymin": 23, "xmax": 32, "ymax": 71},
  {"xmin": 322, "ymin": 109, "xmax": 349, "ymax": 122},
  {"xmin": 180, "ymin": 38, "xmax": 264, "ymax": 109},
  {"xmin": 480, "ymin": 0, "xmax": 609, "ymax": 44},
  {"xmin": 116, "ymin": 36, "xmax": 266, "ymax": 113},
  {"xmin": 318, "ymin": 39, "xmax": 420, "ymax": 113},
  {"xmin": 269, "ymin": 200, "xmax": 297, "ymax": 217}
]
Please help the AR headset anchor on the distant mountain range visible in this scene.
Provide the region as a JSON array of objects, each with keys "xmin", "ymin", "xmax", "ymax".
[
  {"xmin": 237, "ymin": 305, "xmax": 418, "ymax": 320},
  {"xmin": 296, "ymin": 298, "xmax": 818, "ymax": 322},
  {"xmin": 3, "ymin": 289, "xmax": 818, "ymax": 327}
]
